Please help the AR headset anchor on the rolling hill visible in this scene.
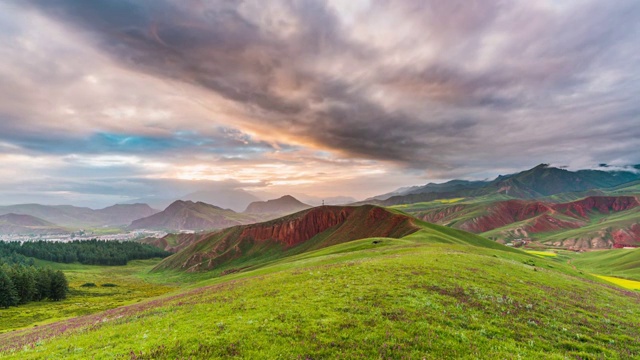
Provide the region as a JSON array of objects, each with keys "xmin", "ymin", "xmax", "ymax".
[
  {"xmin": 138, "ymin": 232, "xmax": 204, "ymax": 253},
  {"xmin": 367, "ymin": 180, "xmax": 489, "ymax": 201},
  {"xmin": 153, "ymin": 205, "xmax": 422, "ymax": 272},
  {"xmin": 128, "ymin": 200, "xmax": 256, "ymax": 231},
  {"xmin": 2, "ymin": 207, "xmax": 640, "ymax": 359},
  {"xmin": 0, "ymin": 203, "xmax": 158, "ymax": 228},
  {"xmin": 567, "ymin": 247, "xmax": 640, "ymax": 280},
  {"xmin": 407, "ymin": 196, "xmax": 640, "ymax": 249},
  {"xmin": 0, "ymin": 213, "xmax": 68, "ymax": 235}
]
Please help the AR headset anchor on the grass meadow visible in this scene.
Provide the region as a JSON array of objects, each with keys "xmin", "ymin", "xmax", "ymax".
[
  {"xmin": 1, "ymin": 235, "xmax": 639, "ymax": 359},
  {"xmin": 0, "ymin": 259, "xmax": 176, "ymax": 333}
]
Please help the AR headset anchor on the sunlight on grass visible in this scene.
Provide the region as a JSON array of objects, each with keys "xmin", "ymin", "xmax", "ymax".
[
  {"xmin": 392, "ymin": 198, "xmax": 465, "ymax": 209},
  {"xmin": 525, "ymin": 250, "xmax": 558, "ymax": 257},
  {"xmin": 2, "ymin": 237, "xmax": 639, "ymax": 359},
  {"xmin": 438, "ymin": 197, "xmax": 465, "ymax": 204},
  {"xmin": 595, "ymin": 275, "xmax": 640, "ymax": 290}
]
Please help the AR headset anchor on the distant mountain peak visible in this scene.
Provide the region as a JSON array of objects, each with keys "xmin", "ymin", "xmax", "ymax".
[
  {"xmin": 244, "ymin": 195, "xmax": 311, "ymax": 214},
  {"xmin": 0, "ymin": 213, "xmax": 68, "ymax": 235},
  {"xmin": 0, "ymin": 213, "xmax": 53, "ymax": 226},
  {"xmin": 0, "ymin": 203, "xmax": 158, "ymax": 228},
  {"xmin": 364, "ymin": 163, "xmax": 640, "ymax": 206},
  {"xmin": 129, "ymin": 200, "xmax": 247, "ymax": 231},
  {"xmin": 180, "ymin": 189, "xmax": 261, "ymax": 212}
]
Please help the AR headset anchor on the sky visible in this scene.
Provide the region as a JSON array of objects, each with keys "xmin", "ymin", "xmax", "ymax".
[{"xmin": 0, "ymin": 0, "xmax": 639, "ymax": 208}]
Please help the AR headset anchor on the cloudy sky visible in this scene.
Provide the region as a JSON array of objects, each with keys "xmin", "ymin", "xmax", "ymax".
[{"xmin": 0, "ymin": 0, "xmax": 638, "ymax": 207}]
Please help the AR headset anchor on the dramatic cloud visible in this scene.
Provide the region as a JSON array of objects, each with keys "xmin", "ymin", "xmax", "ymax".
[{"xmin": 0, "ymin": 0, "xmax": 639, "ymax": 206}]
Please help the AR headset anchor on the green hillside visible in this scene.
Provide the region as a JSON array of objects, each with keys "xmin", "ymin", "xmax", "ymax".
[
  {"xmin": 397, "ymin": 195, "xmax": 640, "ymax": 250},
  {"xmin": 608, "ymin": 180, "xmax": 640, "ymax": 195},
  {"xmin": 567, "ymin": 248, "xmax": 640, "ymax": 280},
  {"xmin": 153, "ymin": 205, "xmax": 420, "ymax": 273},
  {"xmin": 535, "ymin": 207, "xmax": 640, "ymax": 248},
  {"xmin": 1, "ymin": 206, "xmax": 639, "ymax": 359},
  {"xmin": 368, "ymin": 164, "xmax": 640, "ymax": 207}
]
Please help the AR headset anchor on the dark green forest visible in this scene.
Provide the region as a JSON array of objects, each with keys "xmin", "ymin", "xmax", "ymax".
[
  {"xmin": 0, "ymin": 264, "xmax": 68, "ymax": 308},
  {"xmin": 0, "ymin": 239, "xmax": 171, "ymax": 308},
  {"xmin": 0, "ymin": 239, "xmax": 171, "ymax": 266}
]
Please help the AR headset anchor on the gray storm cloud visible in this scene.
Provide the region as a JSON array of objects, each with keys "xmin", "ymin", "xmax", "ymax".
[
  {"xmin": 9, "ymin": 0, "xmax": 638, "ymax": 168},
  {"xmin": 0, "ymin": 0, "xmax": 639, "ymax": 206}
]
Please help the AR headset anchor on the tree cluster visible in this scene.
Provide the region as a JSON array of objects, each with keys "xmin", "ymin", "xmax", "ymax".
[
  {"xmin": 0, "ymin": 239, "xmax": 171, "ymax": 266},
  {"xmin": 0, "ymin": 264, "xmax": 68, "ymax": 308}
]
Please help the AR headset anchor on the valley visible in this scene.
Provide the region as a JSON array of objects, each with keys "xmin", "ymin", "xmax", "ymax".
[{"xmin": 1, "ymin": 202, "xmax": 639, "ymax": 358}]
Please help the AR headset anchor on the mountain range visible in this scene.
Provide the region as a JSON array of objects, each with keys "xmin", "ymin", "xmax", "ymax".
[
  {"xmin": 129, "ymin": 195, "xmax": 314, "ymax": 232},
  {"xmin": 365, "ymin": 164, "xmax": 640, "ymax": 206},
  {"xmin": 128, "ymin": 200, "xmax": 253, "ymax": 231},
  {"xmin": 0, "ymin": 203, "xmax": 158, "ymax": 228},
  {"xmin": 1, "ymin": 164, "xmax": 639, "ymax": 243},
  {"xmin": 153, "ymin": 205, "xmax": 432, "ymax": 272},
  {"xmin": 180, "ymin": 189, "xmax": 261, "ymax": 212},
  {"xmin": 0, "ymin": 213, "xmax": 69, "ymax": 235},
  {"xmin": 405, "ymin": 196, "xmax": 640, "ymax": 250},
  {"xmin": 12, "ymin": 199, "xmax": 639, "ymax": 359}
]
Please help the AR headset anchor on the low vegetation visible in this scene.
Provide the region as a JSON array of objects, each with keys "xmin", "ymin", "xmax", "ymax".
[
  {"xmin": 0, "ymin": 259, "xmax": 175, "ymax": 333},
  {"xmin": 1, "ymin": 204, "xmax": 639, "ymax": 358},
  {"xmin": 566, "ymin": 248, "xmax": 640, "ymax": 281},
  {"xmin": 1, "ymin": 228, "xmax": 639, "ymax": 359}
]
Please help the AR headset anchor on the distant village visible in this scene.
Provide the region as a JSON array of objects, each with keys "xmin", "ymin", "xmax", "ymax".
[{"xmin": 0, "ymin": 229, "xmax": 167, "ymax": 243}]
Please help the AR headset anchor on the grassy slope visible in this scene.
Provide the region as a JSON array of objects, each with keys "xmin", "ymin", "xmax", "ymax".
[
  {"xmin": 532, "ymin": 208, "xmax": 640, "ymax": 245},
  {"xmin": 607, "ymin": 180, "xmax": 640, "ymax": 195},
  {"xmin": 478, "ymin": 211, "xmax": 581, "ymax": 240},
  {"xmin": 398, "ymin": 194, "xmax": 640, "ymax": 248},
  {"xmin": 595, "ymin": 275, "xmax": 640, "ymax": 290},
  {"xmin": 566, "ymin": 248, "xmax": 640, "ymax": 281},
  {"xmin": 153, "ymin": 205, "xmax": 419, "ymax": 274},
  {"xmin": 0, "ymin": 259, "xmax": 176, "ymax": 333},
  {"xmin": 1, "ymin": 226, "xmax": 639, "ymax": 359},
  {"xmin": 398, "ymin": 196, "xmax": 536, "ymax": 231},
  {"xmin": 390, "ymin": 195, "xmax": 511, "ymax": 213}
]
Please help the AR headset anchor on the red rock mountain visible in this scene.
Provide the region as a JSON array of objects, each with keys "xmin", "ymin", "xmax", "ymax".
[
  {"xmin": 415, "ymin": 196, "xmax": 640, "ymax": 249},
  {"xmin": 154, "ymin": 205, "xmax": 419, "ymax": 272},
  {"xmin": 419, "ymin": 196, "xmax": 638, "ymax": 233},
  {"xmin": 555, "ymin": 196, "xmax": 639, "ymax": 218}
]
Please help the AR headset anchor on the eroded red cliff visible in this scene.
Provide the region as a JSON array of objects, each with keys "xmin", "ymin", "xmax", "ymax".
[
  {"xmin": 556, "ymin": 196, "xmax": 639, "ymax": 218},
  {"xmin": 156, "ymin": 205, "xmax": 420, "ymax": 272}
]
